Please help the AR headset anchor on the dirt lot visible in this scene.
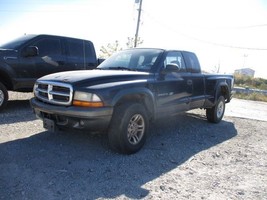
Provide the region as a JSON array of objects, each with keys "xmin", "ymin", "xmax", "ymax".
[{"xmin": 0, "ymin": 92, "xmax": 267, "ymax": 200}]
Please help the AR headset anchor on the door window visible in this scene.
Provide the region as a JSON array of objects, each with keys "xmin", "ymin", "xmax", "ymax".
[
  {"xmin": 164, "ymin": 51, "xmax": 186, "ymax": 72},
  {"xmin": 33, "ymin": 38, "xmax": 61, "ymax": 56}
]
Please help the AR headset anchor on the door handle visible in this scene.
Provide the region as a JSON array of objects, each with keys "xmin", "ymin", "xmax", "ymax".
[{"xmin": 187, "ymin": 80, "xmax": 193, "ymax": 85}]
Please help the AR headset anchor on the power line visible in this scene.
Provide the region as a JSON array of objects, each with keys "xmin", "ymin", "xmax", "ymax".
[
  {"xmin": 215, "ymin": 24, "xmax": 267, "ymax": 30},
  {"xmin": 0, "ymin": 8, "xmax": 85, "ymax": 13},
  {"xmin": 143, "ymin": 11, "xmax": 267, "ymax": 51}
]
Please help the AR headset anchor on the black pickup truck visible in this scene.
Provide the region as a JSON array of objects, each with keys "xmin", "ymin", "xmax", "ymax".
[
  {"xmin": 31, "ymin": 48, "xmax": 234, "ymax": 154},
  {"xmin": 0, "ymin": 34, "xmax": 100, "ymax": 110}
]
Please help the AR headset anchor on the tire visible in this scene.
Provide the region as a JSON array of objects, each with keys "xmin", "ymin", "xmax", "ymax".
[
  {"xmin": 206, "ymin": 96, "xmax": 225, "ymax": 123},
  {"xmin": 0, "ymin": 82, "xmax": 8, "ymax": 111},
  {"xmin": 108, "ymin": 103, "xmax": 149, "ymax": 154}
]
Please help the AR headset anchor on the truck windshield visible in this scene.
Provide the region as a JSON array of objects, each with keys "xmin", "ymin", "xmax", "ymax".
[
  {"xmin": 0, "ymin": 35, "xmax": 36, "ymax": 49},
  {"xmin": 97, "ymin": 49, "xmax": 163, "ymax": 72}
]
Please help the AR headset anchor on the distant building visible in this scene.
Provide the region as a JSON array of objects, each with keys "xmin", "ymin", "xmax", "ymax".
[{"xmin": 234, "ymin": 68, "xmax": 255, "ymax": 77}]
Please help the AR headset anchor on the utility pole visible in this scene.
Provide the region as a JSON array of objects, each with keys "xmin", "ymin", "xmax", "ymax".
[
  {"xmin": 243, "ymin": 54, "xmax": 248, "ymax": 68},
  {"xmin": 134, "ymin": 0, "xmax": 143, "ymax": 47}
]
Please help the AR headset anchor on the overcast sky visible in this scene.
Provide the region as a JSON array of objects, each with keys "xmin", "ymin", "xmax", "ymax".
[{"xmin": 1, "ymin": 0, "xmax": 267, "ymax": 78}]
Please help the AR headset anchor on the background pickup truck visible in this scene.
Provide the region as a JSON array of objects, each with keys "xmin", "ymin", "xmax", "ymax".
[
  {"xmin": 0, "ymin": 34, "xmax": 100, "ymax": 110},
  {"xmin": 31, "ymin": 48, "xmax": 234, "ymax": 154}
]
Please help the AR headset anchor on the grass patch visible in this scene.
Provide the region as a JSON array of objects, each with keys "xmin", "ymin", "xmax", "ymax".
[{"xmin": 233, "ymin": 92, "xmax": 267, "ymax": 102}]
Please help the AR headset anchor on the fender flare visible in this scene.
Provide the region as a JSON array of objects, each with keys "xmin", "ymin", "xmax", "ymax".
[
  {"xmin": 111, "ymin": 87, "xmax": 156, "ymax": 118},
  {"xmin": 215, "ymin": 82, "xmax": 230, "ymax": 102},
  {"xmin": 0, "ymin": 61, "xmax": 16, "ymax": 89}
]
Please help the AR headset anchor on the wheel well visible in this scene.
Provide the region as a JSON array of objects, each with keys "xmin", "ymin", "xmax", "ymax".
[
  {"xmin": 219, "ymin": 85, "xmax": 229, "ymax": 101},
  {"xmin": 0, "ymin": 71, "xmax": 13, "ymax": 90},
  {"xmin": 115, "ymin": 94, "xmax": 154, "ymax": 120}
]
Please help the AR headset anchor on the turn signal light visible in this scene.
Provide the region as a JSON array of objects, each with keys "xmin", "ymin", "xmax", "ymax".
[{"xmin": 73, "ymin": 100, "xmax": 104, "ymax": 107}]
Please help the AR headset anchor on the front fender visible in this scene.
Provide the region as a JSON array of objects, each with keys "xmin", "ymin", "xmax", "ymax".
[
  {"xmin": 111, "ymin": 87, "xmax": 156, "ymax": 118},
  {"xmin": 0, "ymin": 60, "xmax": 16, "ymax": 89}
]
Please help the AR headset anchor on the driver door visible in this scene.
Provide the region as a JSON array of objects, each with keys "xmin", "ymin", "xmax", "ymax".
[
  {"xmin": 31, "ymin": 37, "xmax": 66, "ymax": 78},
  {"xmin": 154, "ymin": 51, "xmax": 193, "ymax": 117}
]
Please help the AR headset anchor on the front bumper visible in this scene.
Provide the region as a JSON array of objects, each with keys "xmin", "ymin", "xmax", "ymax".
[{"xmin": 30, "ymin": 98, "xmax": 113, "ymax": 132}]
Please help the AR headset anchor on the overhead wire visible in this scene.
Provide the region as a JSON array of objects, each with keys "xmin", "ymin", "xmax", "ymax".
[{"xmin": 143, "ymin": 10, "xmax": 267, "ymax": 51}]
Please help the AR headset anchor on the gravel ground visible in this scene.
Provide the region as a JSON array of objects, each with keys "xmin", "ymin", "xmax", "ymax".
[{"xmin": 0, "ymin": 92, "xmax": 267, "ymax": 200}]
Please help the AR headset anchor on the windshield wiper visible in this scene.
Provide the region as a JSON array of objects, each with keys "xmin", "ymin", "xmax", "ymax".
[{"xmin": 108, "ymin": 66, "xmax": 137, "ymax": 71}]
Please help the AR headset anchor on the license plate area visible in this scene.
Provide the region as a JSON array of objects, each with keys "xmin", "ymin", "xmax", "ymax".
[{"xmin": 43, "ymin": 118, "xmax": 56, "ymax": 132}]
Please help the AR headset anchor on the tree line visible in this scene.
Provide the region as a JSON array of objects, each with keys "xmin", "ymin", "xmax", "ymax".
[{"xmin": 234, "ymin": 74, "xmax": 267, "ymax": 90}]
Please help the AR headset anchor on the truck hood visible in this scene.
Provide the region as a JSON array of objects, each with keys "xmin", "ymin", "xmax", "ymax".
[
  {"xmin": 0, "ymin": 48, "xmax": 17, "ymax": 55},
  {"xmin": 0, "ymin": 49, "xmax": 18, "ymax": 61},
  {"xmin": 38, "ymin": 69, "xmax": 152, "ymax": 87}
]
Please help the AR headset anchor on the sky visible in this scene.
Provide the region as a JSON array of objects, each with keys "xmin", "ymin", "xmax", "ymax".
[{"xmin": 0, "ymin": 0, "xmax": 267, "ymax": 78}]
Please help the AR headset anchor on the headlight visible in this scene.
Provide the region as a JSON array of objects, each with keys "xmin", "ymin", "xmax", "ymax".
[{"xmin": 73, "ymin": 91, "xmax": 103, "ymax": 107}]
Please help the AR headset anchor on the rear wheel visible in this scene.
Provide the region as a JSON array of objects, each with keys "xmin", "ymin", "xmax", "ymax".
[
  {"xmin": 108, "ymin": 103, "xmax": 148, "ymax": 154},
  {"xmin": 0, "ymin": 82, "xmax": 8, "ymax": 111},
  {"xmin": 206, "ymin": 96, "xmax": 225, "ymax": 123}
]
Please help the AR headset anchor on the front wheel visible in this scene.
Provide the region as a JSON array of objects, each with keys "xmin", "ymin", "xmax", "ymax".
[
  {"xmin": 0, "ymin": 82, "xmax": 8, "ymax": 111},
  {"xmin": 206, "ymin": 96, "xmax": 225, "ymax": 123},
  {"xmin": 108, "ymin": 103, "xmax": 149, "ymax": 154}
]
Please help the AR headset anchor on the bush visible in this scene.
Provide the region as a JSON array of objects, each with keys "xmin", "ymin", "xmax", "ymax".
[
  {"xmin": 233, "ymin": 92, "xmax": 267, "ymax": 102},
  {"xmin": 234, "ymin": 74, "xmax": 267, "ymax": 90}
]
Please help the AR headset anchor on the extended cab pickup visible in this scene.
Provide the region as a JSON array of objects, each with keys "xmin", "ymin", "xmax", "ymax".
[
  {"xmin": 0, "ymin": 34, "xmax": 100, "ymax": 110},
  {"xmin": 30, "ymin": 48, "xmax": 234, "ymax": 154}
]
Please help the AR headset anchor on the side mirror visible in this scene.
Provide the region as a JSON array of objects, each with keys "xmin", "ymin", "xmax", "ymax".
[
  {"xmin": 163, "ymin": 63, "xmax": 181, "ymax": 73},
  {"xmin": 22, "ymin": 46, "xmax": 39, "ymax": 57}
]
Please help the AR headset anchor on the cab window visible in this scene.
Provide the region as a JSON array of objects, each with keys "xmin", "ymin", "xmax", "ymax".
[
  {"xmin": 183, "ymin": 52, "xmax": 201, "ymax": 73},
  {"xmin": 67, "ymin": 39, "xmax": 84, "ymax": 58},
  {"xmin": 164, "ymin": 51, "xmax": 186, "ymax": 72}
]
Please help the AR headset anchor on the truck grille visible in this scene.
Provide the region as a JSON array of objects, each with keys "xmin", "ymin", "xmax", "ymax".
[{"xmin": 34, "ymin": 81, "xmax": 73, "ymax": 105}]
